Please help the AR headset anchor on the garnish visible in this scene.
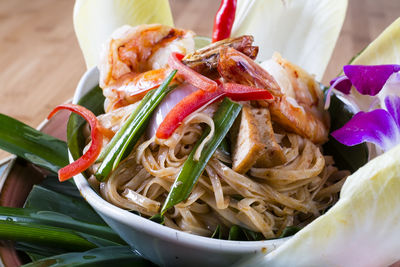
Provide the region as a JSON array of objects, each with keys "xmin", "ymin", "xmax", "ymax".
[
  {"xmin": 157, "ymin": 53, "xmax": 273, "ymax": 139},
  {"xmin": 48, "ymin": 104, "xmax": 103, "ymax": 182},
  {"xmin": 212, "ymin": 0, "xmax": 237, "ymax": 42},
  {"xmin": 168, "ymin": 52, "xmax": 218, "ymax": 91},
  {"xmin": 329, "ymin": 65, "xmax": 400, "ymax": 152},
  {"xmin": 161, "ymin": 98, "xmax": 242, "ymax": 213},
  {"xmin": 156, "ymin": 83, "xmax": 273, "ymax": 139},
  {"xmin": 95, "ymin": 70, "xmax": 177, "ymax": 181}
]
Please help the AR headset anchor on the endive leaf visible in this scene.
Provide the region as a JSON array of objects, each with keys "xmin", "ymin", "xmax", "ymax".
[
  {"xmin": 350, "ymin": 17, "xmax": 400, "ymax": 65},
  {"xmin": 242, "ymin": 144, "xmax": 400, "ymax": 267},
  {"xmin": 231, "ymin": 0, "xmax": 347, "ymax": 81},
  {"xmin": 74, "ymin": 0, "xmax": 174, "ymax": 68},
  {"xmin": 21, "ymin": 246, "xmax": 155, "ymax": 267}
]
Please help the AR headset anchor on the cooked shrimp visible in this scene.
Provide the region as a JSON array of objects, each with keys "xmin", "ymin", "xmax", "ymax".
[
  {"xmin": 103, "ymin": 68, "xmax": 170, "ymax": 111},
  {"xmin": 218, "ymin": 47, "xmax": 329, "ymax": 144},
  {"xmin": 99, "ymin": 24, "xmax": 195, "ymax": 111},
  {"xmin": 182, "ymin": 35, "xmax": 258, "ymax": 79}
]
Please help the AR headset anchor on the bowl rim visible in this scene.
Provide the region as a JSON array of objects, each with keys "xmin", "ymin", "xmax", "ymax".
[{"xmin": 72, "ymin": 66, "xmax": 289, "ymax": 253}]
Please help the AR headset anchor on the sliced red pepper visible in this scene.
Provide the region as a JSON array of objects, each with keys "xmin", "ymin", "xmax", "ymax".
[
  {"xmin": 168, "ymin": 52, "xmax": 218, "ymax": 91},
  {"xmin": 221, "ymin": 83, "xmax": 274, "ymax": 101},
  {"xmin": 156, "ymin": 88, "xmax": 225, "ymax": 139},
  {"xmin": 212, "ymin": 0, "xmax": 237, "ymax": 42},
  {"xmin": 156, "ymin": 84, "xmax": 273, "ymax": 139},
  {"xmin": 47, "ymin": 104, "xmax": 103, "ymax": 182}
]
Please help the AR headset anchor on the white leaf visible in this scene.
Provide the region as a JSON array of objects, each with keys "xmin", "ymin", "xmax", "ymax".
[
  {"xmin": 73, "ymin": 0, "xmax": 174, "ymax": 69},
  {"xmin": 231, "ymin": 0, "xmax": 347, "ymax": 81}
]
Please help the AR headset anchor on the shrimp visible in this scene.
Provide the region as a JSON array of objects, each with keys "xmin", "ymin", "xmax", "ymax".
[
  {"xmin": 99, "ymin": 24, "xmax": 195, "ymax": 111},
  {"xmin": 217, "ymin": 47, "xmax": 329, "ymax": 144},
  {"xmin": 182, "ymin": 35, "xmax": 258, "ymax": 79}
]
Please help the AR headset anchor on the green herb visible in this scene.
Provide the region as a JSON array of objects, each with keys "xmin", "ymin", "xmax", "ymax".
[
  {"xmin": 95, "ymin": 70, "xmax": 177, "ymax": 181},
  {"xmin": 0, "ymin": 114, "xmax": 68, "ymax": 173},
  {"xmin": 161, "ymin": 98, "xmax": 242, "ymax": 213},
  {"xmin": 279, "ymin": 226, "xmax": 301, "ymax": 238},
  {"xmin": 228, "ymin": 225, "xmax": 247, "ymax": 241},
  {"xmin": 218, "ymin": 137, "xmax": 231, "ymax": 157},
  {"xmin": 227, "ymin": 225, "xmax": 263, "ymax": 241},
  {"xmin": 149, "ymin": 214, "xmax": 165, "ymax": 225},
  {"xmin": 242, "ymin": 228, "xmax": 264, "ymax": 241},
  {"xmin": 211, "ymin": 225, "xmax": 223, "ymax": 239}
]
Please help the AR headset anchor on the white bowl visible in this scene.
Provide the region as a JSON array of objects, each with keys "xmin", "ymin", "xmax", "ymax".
[{"xmin": 72, "ymin": 67, "xmax": 289, "ymax": 267}]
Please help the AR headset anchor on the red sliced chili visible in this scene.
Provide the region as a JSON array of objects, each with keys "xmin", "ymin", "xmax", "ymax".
[
  {"xmin": 221, "ymin": 83, "xmax": 274, "ymax": 101},
  {"xmin": 212, "ymin": 0, "xmax": 237, "ymax": 42},
  {"xmin": 156, "ymin": 88, "xmax": 225, "ymax": 139},
  {"xmin": 48, "ymin": 104, "xmax": 103, "ymax": 182},
  {"xmin": 168, "ymin": 52, "xmax": 218, "ymax": 91},
  {"xmin": 156, "ymin": 84, "xmax": 273, "ymax": 139}
]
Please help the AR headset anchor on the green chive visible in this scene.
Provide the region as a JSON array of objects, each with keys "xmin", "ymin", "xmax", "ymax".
[
  {"xmin": 95, "ymin": 70, "xmax": 177, "ymax": 181},
  {"xmin": 161, "ymin": 98, "xmax": 242, "ymax": 214}
]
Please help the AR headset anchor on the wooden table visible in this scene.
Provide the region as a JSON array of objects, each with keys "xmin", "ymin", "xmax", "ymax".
[{"xmin": 0, "ymin": 0, "xmax": 399, "ymax": 160}]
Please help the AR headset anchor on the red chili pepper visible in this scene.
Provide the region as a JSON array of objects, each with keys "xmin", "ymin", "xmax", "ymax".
[
  {"xmin": 212, "ymin": 0, "xmax": 237, "ymax": 42},
  {"xmin": 168, "ymin": 52, "xmax": 218, "ymax": 91},
  {"xmin": 156, "ymin": 84, "xmax": 273, "ymax": 139},
  {"xmin": 47, "ymin": 104, "xmax": 103, "ymax": 182},
  {"xmin": 221, "ymin": 83, "xmax": 273, "ymax": 101},
  {"xmin": 156, "ymin": 88, "xmax": 225, "ymax": 139}
]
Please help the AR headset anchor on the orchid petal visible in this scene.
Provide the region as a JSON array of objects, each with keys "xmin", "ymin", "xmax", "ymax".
[
  {"xmin": 329, "ymin": 75, "xmax": 352, "ymax": 94},
  {"xmin": 343, "ymin": 65, "xmax": 400, "ymax": 96},
  {"xmin": 384, "ymin": 95, "xmax": 400, "ymax": 129},
  {"xmin": 376, "ymin": 71, "xmax": 400, "ymax": 108},
  {"xmin": 331, "ymin": 109, "xmax": 400, "ymax": 151}
]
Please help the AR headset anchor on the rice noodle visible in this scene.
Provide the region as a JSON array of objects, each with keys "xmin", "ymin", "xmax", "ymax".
[{"xmin": 96, "ymin": 109, "xmax": 349, "ymax": 239}]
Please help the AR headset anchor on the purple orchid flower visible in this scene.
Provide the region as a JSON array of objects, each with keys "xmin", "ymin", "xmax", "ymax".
[
  {"xmin": 329, "ymin": 65, "xmax": 400, "ymax": 152},
  {"xmin": 332, "ymin": 65, "xmax": 400, "ymax": 96}
]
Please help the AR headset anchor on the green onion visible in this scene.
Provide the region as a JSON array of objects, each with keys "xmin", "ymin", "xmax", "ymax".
[
  {"xmin": 228, "ymin": 225, "xmax": 246, "ymax": 241},
  {"xmin": 242, "ymin": 227, "xmax": 264, "ymax": 241},
  {"xmin": 0, "ymin": 114, "xmax": 68, "ymax": 173},
  {"xmin": 161, "ymin": 98, "xmax": 242, "ymax": 213},
  {"xmin": 149, "ymin": 214, "xmax": 165, "ymax": 225},
  {"xmin": 279, "ymin": 226, "xmax": 301, "ymax": 238},
  {"xmin": 211, "ymin": 225, "xmax": 223, "ymax": 239},
  {"xmin": 218, "ymin": 138, "xmax": 231, "ymax": 157},
  {"xmin": 95, "ymin": 70, "xmax": 177, "ymax": 181}
]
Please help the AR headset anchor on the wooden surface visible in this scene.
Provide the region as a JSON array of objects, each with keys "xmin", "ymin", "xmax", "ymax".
[{"xmin": 0, "ymin": 0, "xmax": 399, "ymax": 159}]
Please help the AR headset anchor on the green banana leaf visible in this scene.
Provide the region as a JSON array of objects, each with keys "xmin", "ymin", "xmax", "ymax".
[
  {"xmin": 0, "ymin": 114, "xmax": 68, "ymax": 173},
  {"xmin": 21, "ymin": 246, "xmax": 155, "ymax": 267},
  {"xmin": 24, "ymin": 185, "xmax": 104, "ymax": 225},
  {"xmin": 0, "ymin": 206, "xmax": 124, "ymax": 247}
]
